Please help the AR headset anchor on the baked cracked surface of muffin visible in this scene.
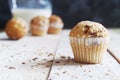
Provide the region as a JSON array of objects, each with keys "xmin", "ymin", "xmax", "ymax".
[
  {"xmin": 69, "ymin": 21, "xmax": 109, "ymax": 38},
  {"xmin": 5, "ymin": 17, "xmax": 28, "ymax": 40}
]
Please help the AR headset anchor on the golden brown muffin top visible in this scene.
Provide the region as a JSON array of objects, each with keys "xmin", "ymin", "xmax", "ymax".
[
  {"xmin": 69, "ymin": 21, "xmax": 109, "ymax": 38},
  {"xmin": 5, "ymin": 17, "xmax": 28, "ymax": 40},
  {"xmin": 49, "ymin": 15, "xmax": 63, "ymax": 23},
  {"xmin": 31, "ymin": 16, "xmax": 49, "ymax": 27},
  {"xmin": 5, "ymin": 17, "xmax": 28, "ymax": 32}
]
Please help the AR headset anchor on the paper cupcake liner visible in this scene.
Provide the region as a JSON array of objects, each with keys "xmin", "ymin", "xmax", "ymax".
[
  {"xmin": 50, "ymin": 23, "xmax": 64, "ymax": 28},
  {"xmin": 31, "ymin": 25, "xmax": 49, "ymax": 31},
  {"xmin": 48, "ymin": 27, "xmax": 62, "ymax": 34},
  {"xmin": 32, "ymin": 29, "xmax": 47, "ymax": 36},
  {"xmin": 70, "ymin": 37, "xmax": 109, "ymax": 63},
  {"xmin": 31, "ymin": 25, "xmax": 49, "ymax": 36}
]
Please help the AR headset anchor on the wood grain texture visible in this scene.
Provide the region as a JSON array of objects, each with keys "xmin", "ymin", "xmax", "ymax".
[
  {"xmin": 48, "ymin": 30, "xmax": 120, "ymax": 80},
  {"xmin": 0, "ymin": 32, "xmax": 16, "ymax": 52},
  {"xmin": 0, "ymin": 30, "xmax": 120, "ymax": 80},
  {"xmin": 108, "ymin": 31, "xmax": 120, "ymax": 63},
  {"xmin": 0, "ymin": 35, "xmax": 60, "ymax": 80}
]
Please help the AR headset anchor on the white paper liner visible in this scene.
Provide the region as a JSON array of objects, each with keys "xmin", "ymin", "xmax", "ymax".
[
  {"xmin": 31, "ymin": 25, "xmax": 49, "ymax": 31},
  {"xmin": 31, "ymin": 25, "xmax": 49, "ymax": 36},
  {"xmin": 70, "ymin": 37, "xmax": 109, "ymax": 63},
  {"xmin": 50, "ymin": 22, "xmax": 64, "ymax": 28}
]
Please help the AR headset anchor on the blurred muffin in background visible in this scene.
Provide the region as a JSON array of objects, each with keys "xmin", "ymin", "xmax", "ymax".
[
  {"xmin": 31, "ymin": 16, "xmax": 49, "ymax": 36},
  {"xmin": 5, "ymin": 17, "xmax": 28, "ymax": 40},
  {"xmin": 48, "ymin": 15, "xmax": 64, "ymax": 34}
]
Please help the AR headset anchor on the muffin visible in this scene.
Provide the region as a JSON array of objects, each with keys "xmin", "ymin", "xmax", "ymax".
[
  {"xmin": 5, "ymin": 17, "xmax": 28, "ymax": 40},
  {"xmin": 48, "ymin": 15, "xmax": 64, "ymax": 34},
  {"xmin": 69, "ymin": 21, "xmax": 109, "ymax": 64},
  {"xmin": 31, "ymin": 16, "xmax": 49, "ymax": 36}
]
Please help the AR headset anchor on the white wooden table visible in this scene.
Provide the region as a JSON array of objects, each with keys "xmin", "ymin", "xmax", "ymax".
[{"xmin": 0, "ymin": 30, "xmax": 120, "ymax": 80}]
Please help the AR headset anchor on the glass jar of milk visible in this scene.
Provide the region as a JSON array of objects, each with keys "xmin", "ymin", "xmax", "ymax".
[{"xmin": 9, "ymin": 0, "xmax": 52, "ymax": 23}]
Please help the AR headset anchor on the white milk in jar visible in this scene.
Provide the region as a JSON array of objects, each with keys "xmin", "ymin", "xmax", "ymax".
[{"xmin": 12, "ymin": 8, "xmax": 52, "ymax": 23}]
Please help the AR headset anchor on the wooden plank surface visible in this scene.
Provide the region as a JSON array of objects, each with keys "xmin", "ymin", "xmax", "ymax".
[
  {"xmin": 0, "ymin": 32, "xmax": 16, "ymax": 52},
  {"xmin": 0, "ymin": 35, "xmax": 60, "ymax": 80},
  {"xmin": 108, "ymin": 31, "xmax": 120, "ymax": 63},
  {"xmin": 48, "ymin": 31, "xmax": 120, "ymax": 80},
  {"xmin": 0, "ymin": 30, "xmax": 120, "ymax": 80}
]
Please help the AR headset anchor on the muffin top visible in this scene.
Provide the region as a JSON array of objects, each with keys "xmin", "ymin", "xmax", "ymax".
[
  {"xmin": 69, "ymin": 21, "xmax": 109, "ymax": 38},
  {"xmin": 5, "ymin": 17, "xmax": 28, "ymax": 32},
  {"xmin": 31, "ymin": 16, "xmax": 49, "ymax": 27},
  {"xmin": 5, "ymin": 17, "xmax": 28, "ymax": 40},
  {"xmin": 49, "ymin": 15, "xmax": 63, "ymax": 23}
]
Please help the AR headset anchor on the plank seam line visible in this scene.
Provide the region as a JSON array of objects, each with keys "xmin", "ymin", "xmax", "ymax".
[
  {"xmin": 46, "ymin": 35, "xmax": 62, "ymax": 80},
  {"xmin": 107, "ymin": 49, "xmax": 120, "ymax": 64}
]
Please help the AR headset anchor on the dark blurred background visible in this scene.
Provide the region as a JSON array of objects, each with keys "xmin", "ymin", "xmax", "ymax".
[{"xmin": 1, "ymin": 0, "xmax": 120, "ymax": 29}]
